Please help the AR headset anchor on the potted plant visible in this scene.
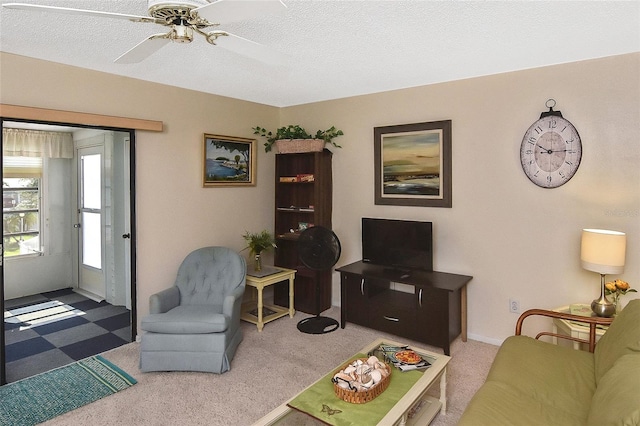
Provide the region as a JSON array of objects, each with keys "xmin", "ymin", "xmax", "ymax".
[
  {"xmin": 252, "ymin": 124, "xmax": 344, "ymax": 153},
  {"xmin": 242, "ymin": 229, "xmax": 277, "ymax": 271}
]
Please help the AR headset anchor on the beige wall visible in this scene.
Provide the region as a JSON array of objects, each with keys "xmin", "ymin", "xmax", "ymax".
[
  {"xmin": 1, "ymin": 52, "xmax": 638, "ymax": 344},
  {"xmin": 0, "ymin": 52, "xmax": 280, "ymax": 333},
  {"xmin": 282, "ymin": 53, "xmax": 640, "ymax": 343}
]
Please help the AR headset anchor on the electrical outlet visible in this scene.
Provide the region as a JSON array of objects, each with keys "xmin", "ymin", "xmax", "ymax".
[{"xmin": 509, "ymin": 298, "xmax": 520, "ymax": 314}]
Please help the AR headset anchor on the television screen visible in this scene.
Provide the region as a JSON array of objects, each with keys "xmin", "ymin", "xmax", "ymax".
[{"xmin": 362, "ymin": 218, "xmax": 433, "ymax": 273}]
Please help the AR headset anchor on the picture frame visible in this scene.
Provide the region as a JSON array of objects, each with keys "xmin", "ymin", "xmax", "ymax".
[
  {"xmin": 374, "ymin": 120, "xmax": 452, "ymax": 207},
  {"xmin": 203, "ymin": 134, "xmax": 257, "ymax": 187}
]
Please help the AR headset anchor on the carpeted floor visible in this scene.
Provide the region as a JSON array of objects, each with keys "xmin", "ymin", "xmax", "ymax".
[
  {"xmin": 4, "ymin": 288, "xmax": 132, "ymax": 383},
  {"xmin": 37, "ymin": 306, "xmax": 498, "ymax": 426}
]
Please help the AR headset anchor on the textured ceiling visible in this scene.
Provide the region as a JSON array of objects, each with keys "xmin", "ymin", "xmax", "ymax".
[{"xmin": 1, "ymin": 0, "xmax": 639, "ymax": 107}]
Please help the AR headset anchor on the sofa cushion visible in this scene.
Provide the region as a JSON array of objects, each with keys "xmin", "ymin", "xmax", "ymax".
[
  {"xmin": 485, "ymin": 335, "xmax": 596, "ymax": 420},
  {"xmin": 587, "ymin": 353, "xmax": 640, "ymax": 426},
  {"xmin": 594, "ymin": 299, "xmax": 640, "ymax": 384},
  {"xmin": 141, "ymin": 305, "xmax": 228, "ymax": 334},
  {"xmin": 459, "ymin": 380, "xmax": 586, "ymax": 426}
]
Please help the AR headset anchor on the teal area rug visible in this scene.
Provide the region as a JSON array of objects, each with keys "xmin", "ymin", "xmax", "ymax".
[{"xmin": 0, "ymin": 355, "xmax": 136, "ymax": 426}]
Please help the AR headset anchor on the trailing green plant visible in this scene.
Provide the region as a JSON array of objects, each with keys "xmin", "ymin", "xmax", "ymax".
[
  {"xmin": 252, "ymin": 124, "xmax": 344, "ymax": 152},
  {"xmin": 242, "ymin": 229, "xmax": 277, "ymax": 256}
]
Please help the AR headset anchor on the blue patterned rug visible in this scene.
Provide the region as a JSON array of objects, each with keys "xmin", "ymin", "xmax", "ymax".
[{"xmin": 0, "ymin": 355, "xmax": 136, "ymax": 426}]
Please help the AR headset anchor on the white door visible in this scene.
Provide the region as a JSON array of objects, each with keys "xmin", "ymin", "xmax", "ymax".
[{"xmin": 76, "ymin": 146, "xmax": 105, "ymax": 300}]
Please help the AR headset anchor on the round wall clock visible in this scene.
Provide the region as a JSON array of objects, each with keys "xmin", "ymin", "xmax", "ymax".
[{"xmin": 520, "ymin": 100, "xmax": 582, "ymax": 188}]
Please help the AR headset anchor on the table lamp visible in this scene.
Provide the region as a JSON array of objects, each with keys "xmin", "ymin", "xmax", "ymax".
[{"xmin": 580, "ymin": 228, "xmax": 626, "ymax": 317}]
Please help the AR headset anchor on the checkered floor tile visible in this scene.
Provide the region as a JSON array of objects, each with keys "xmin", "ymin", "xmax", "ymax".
[{"xmin": 4, "ymin": 288, "xmax": 132, "ymax": 383}]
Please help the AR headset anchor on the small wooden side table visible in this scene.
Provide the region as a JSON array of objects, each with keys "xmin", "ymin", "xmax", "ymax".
[
  {"xmin": 241, "ymin": 266, "xmax": 296, "ymax": 332},
  {"xmin": 552, "ymin": 304, "xmax": 609, "ymax": 350}
]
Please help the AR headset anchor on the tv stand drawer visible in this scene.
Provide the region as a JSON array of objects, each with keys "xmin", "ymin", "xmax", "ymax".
[{"xmin": 369, "ymin": 282, "xmax": 418, "ymax": 338}]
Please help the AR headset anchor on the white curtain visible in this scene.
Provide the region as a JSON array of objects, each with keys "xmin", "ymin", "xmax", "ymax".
[{"xmin": 2, "ymin": 128, "xmax": 74, "ymax": 159}]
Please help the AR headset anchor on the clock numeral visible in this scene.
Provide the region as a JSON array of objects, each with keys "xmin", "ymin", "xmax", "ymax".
[
  {"xmin": 548, "ymin": 119, "xmax": 557, "ymax": 129},
  {"xmin": 559, "ymin": 170, "xmax": 566, "ymax": 178},
  {"xmin": 528, "ymin": 137, "xmax": 536, "ymax": 145},
  {"xmin": 561, "ymin": 125, "xmax": 568, "ymax": 133},
  {"xmin": 534, "ymin": 126, "xmax": 544, "ymax": 135},
  {"xmin": 564, "ymin": 137, "xmax": 574, "ymax": 144},
  {"xmin": 547, "ymin": 175, "xmax": 552, "ymax": 185},
  {"xmin": 525, "ymin": 149, "xmax": 534, "ymax": 155},
  {"xmin": 565, "ymin": 160, "xmax": 573, "ymax": 166}
]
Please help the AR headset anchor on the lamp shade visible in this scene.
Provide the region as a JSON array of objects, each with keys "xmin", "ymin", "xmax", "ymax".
[{"xmin": 581, "ymin": 229, "xmax": 626, "ymax": 274}]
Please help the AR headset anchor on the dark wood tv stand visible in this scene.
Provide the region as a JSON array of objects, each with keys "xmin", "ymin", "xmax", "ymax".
[{"xmin": 336, "ymin": 261, "xmax": 472, "ymax": 355}]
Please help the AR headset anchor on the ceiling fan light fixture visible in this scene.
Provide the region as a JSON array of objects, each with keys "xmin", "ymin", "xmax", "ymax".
[{"xmin": 170, "ymin": 25, "xmax": 193, "ymax": 43}]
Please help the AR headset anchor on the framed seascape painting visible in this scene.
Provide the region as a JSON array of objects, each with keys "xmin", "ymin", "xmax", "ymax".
[
  {"xmin": 203, "ymin": 134, "xmax": 257, "ymax": 187},
  {"xmin": 374, "ymin": 120, "xmax": 452, "ymax": 207}
]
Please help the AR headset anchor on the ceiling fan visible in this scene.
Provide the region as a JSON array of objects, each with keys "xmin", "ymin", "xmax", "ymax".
[{"xmin": 3, "ymin": 0, "xmax": 287, "ymax": 64}]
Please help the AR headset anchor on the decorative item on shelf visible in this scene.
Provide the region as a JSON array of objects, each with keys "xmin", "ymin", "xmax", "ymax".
[
  {"xmin": 278, "ymin": 174, "xmax": 315, "ymax": 182},
  {"xmin": 242, "ymin": 230, "xmax": 276, "ymax": 272},
  {"xmin": 252, "ymin": 124, "xmax": 344, "ymax": 153},
  {"xmin": 580, "ymin": 228, "xmax": 627, "ymax": 317},
  {"xmin": 605, "ymin": 279, "xmax": 636, "ymax": 313}
]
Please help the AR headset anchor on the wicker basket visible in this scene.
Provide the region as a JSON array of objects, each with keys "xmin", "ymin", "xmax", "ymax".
[
  {"xmin": 275, "ymin": 138, "xmax": 324, "ymax": 154},
  {"xmin": 332, "ymin": 359, "xmax": 392, "ymax": 404}
]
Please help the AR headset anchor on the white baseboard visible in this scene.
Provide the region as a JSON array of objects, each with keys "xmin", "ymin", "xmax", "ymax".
[{"xmin": 467, "ymin": 333, "xmax": 504, "ymax": 347}]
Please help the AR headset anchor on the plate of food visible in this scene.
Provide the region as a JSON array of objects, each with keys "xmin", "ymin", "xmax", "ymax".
[{"xmin": 391, "ymin": 349, "xmax": 423, "ymax": 365}]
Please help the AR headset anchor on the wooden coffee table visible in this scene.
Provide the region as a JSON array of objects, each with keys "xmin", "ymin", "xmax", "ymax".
[{"xmin": 253, "ymin": 338, "xmax": 451, "ymax": 425}]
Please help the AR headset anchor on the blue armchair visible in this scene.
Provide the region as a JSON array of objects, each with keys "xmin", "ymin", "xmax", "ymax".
[{"xmin": 139, "ymin": 246, "xmax": 246, "ymax": 373}]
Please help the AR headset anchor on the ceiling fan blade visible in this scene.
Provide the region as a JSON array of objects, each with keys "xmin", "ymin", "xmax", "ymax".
[
  {"xmin": 214, "ymin": 32, "xmax": 287, "ymax": 65},
  {"xmin": 2, "ymin": 3, "xmax": 161, "ymax": 24},
  {"xmin": 114, "ymin": 34, "xmax": 171, "ymax": 64},
  {"xmin": 194, "ymin": 0, "xmax": 286, "ymax": 24}
]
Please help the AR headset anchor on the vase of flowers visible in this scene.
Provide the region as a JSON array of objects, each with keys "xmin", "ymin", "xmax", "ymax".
[
  {"xmin": 605, "ymin": 279, "xmax": 636, "ymax": 313},
  {"xmin": 242, "ymin": 230, "xmax": 277, "ymax": 272}
]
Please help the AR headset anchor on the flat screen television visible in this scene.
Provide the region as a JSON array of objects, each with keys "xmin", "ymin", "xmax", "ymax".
[{"xmin": 362, "ymin": 217, "xmax": 433, "ymax": 274}]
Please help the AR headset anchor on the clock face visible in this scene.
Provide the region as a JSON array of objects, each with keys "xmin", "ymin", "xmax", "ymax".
[{"xmin": 520, "ymin": 115, "xmax": 582, "ymax": 188}]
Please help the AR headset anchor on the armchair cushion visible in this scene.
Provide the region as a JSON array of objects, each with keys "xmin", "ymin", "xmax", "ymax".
[
  {"xmin": 142, "ymin": 305, "xmax": 228, "ymax": 334},
  {"xmin": 175, "ymin": 247, "xmax": 246, "ymax": 306}
]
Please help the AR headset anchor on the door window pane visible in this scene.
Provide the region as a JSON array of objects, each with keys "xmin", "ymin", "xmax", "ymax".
[
  {"xmin": 82, "ymin": 154, "xmax": 101, "ymax": 209},
  {"xmin": 82, "ymin": 211, "xmax": 101, "ymax": 269}
]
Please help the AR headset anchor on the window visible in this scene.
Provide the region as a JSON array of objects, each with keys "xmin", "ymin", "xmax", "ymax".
[{"xmin": 3, "ymin": 156, "xmax": 42, "ymax": 257}]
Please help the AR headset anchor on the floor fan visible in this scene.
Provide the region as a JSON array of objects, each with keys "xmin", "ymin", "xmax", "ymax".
[{"xmin": 296, "ymin": 226, "xmax": 341, "ymax": 334}]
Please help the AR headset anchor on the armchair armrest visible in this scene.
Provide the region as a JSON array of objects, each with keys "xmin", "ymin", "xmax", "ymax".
[
  {"xmin": 223, "ymin": 285, "xmax": 246, "ymax": 318},
  {"xmin": 149, "ymin": 286, "xmax": 180, "ymax": 314},
  {"xmin": 515, "ymin": 308, "xmax": 613, "ymax": 353}
]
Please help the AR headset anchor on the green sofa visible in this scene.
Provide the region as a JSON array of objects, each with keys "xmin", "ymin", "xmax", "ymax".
[{"xmin": 459, "ymin": 299, "xmax": 640, "ymax": 426}]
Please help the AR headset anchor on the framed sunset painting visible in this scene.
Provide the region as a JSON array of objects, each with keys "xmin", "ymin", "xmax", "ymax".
[{"xmin": 374, "ymin": 120, "xmax": 452, "ymax": 207}]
